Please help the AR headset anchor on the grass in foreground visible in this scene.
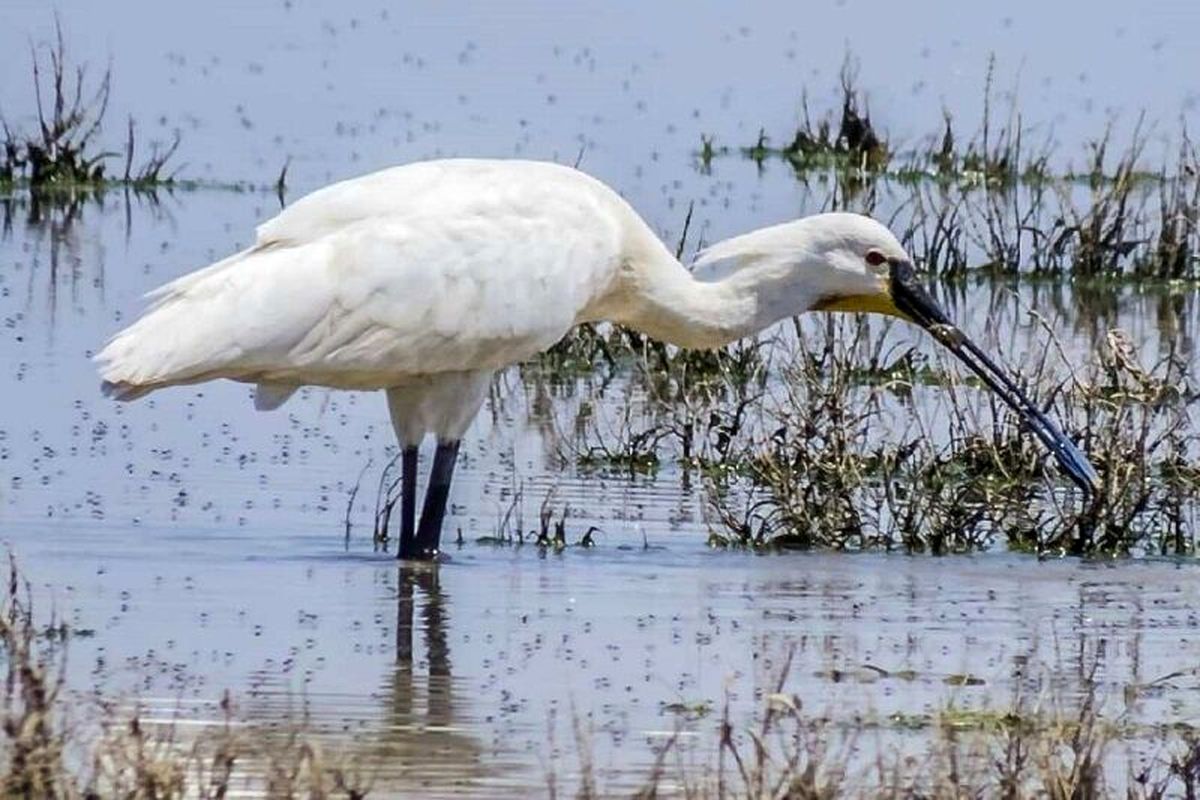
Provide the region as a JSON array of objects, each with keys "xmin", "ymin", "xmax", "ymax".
[
  {"xmin": 0, "ymin": 557, "xmax": 369, "ymax": 798},
  {"xmin": 560, "ymin": 646, "xmax": 1200, "ymax": 799}
]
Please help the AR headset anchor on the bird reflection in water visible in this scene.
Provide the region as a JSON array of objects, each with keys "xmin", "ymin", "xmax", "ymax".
[
  {"xmin": 380, "ymin": 562, "xmax": 497, "ymax": 791},
  {"xmin": 238, "ymin": 563, "xmax": 497, "ymax": 793},
  {"xmin": 393, "ymin": 562, "xmax": 451, "ymax": 726}
]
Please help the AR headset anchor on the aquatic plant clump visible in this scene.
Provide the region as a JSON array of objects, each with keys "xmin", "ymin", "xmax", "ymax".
[
  {"xmin": 696, "ymin": 315, "xmax": 1199, "ymax": 556},
  {"xmin": 0, "ymin": 22, "xmax": 181, "ymax": 192},
  {"xmin": 537, "ymin": 304, "xmax": 1197, "ymax": 557},
  {"xmin": 707, "ymin": 55, "xmax": 1165, "ymax": 187},
  {"xmin": 535, "ymin": 268, "xmax": 1198, "ymax": 557},
  {"xmin": 738, "ymin": 58, "xmax": 890, "ymax": 175}
]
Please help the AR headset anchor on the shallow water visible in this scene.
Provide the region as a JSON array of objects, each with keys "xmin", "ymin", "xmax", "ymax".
[
  {"xmin": 3, "ymin": 1, "xmax": 1200, "ymax": 795},
  {"xmin": 12, "ymin": 498, "xmax": 1200, "ymax": 795},
  {"xmin": 15, "ymin": 529, "xmax": 1200, "ymax": 792},
  {"xmin": 0, "ymin": 189, "xmax": 1197, "ymax": 795}
]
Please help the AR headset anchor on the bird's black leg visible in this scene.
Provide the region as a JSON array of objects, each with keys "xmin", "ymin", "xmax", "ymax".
[
  {"xmin": 396, "ymin": 446, "xmax": 419, "ymax": 560},
  {"xmin": 410, "ymin": 439, "xmax": 461, "ymax": 559}
]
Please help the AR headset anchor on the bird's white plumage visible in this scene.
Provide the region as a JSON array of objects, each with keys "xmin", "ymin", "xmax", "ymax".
[
  {"xmin": 96, "ymin": 158, "xmax": 907, "ymax": 444},
  {"xmin": 97, "ymin": 161, "xmax": 644, "ymax": 397}
]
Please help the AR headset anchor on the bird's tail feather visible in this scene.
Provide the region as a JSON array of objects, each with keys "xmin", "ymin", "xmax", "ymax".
[
  {"xmin": 94, "ymin": 244, "xmax": 261, "ymax": 400},
  {"xmin": 100, "ymin": 379, "xmax": 156, "ymax": 402}
]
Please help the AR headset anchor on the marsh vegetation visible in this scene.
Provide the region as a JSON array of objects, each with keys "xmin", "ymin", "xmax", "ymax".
[
  {"xmin": 0, "ymin": 22, "xmax": 183, "ymax": 195},
  {"xmin": 514, "ymin": 61, "xmax": 1200, "ymax": 558},
  {"xmin": 530, "ymin": 156, "xmax": 1200, "ymax": 556},
  {"xmin": 531, "ymin": 301, "xmax": 1198, "ymax": 557},
  {"xmin": 0, "ymin": 558, "xmax": 371, "ymax": 798}
]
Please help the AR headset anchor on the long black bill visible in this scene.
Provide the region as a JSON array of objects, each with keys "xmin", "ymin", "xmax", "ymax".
[{"xmin": 890, "ymin": 261, "xmax": 1100, "ymax": 496}]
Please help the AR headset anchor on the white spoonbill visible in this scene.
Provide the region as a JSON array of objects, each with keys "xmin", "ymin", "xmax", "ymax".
[{"xmin": 96, "ymin": 158, "xmax": 1098, "ymax": 559}]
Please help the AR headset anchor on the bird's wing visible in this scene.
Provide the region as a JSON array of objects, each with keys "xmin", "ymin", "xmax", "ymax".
[{"xmin": 96, "ymin": 161, "xmax": 628, "ymax": 396}]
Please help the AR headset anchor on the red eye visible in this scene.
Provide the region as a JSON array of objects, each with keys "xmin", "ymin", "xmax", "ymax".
[{"xmin": 865, "ymin": 250, "xmax": 887, "ymax": 267}]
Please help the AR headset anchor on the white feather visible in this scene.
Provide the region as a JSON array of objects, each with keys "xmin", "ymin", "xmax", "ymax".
[
  {"xmin": 96, "ymin": 159, "xmax": 907, "ymax": 443},
  {"xmin": 97, "ymin": 161, "xmax": 639, "ymax": 396}
]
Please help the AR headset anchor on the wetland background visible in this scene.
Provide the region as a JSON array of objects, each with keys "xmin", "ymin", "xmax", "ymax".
[{"xmin": 3, "ymin": 1, "xmax": 1200, "ymax": 796}]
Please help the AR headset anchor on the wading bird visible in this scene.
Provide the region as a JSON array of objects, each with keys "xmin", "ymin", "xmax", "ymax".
[{"xmin": 96, "ymin": 159, "xmax": 1098, "ymax": 559}]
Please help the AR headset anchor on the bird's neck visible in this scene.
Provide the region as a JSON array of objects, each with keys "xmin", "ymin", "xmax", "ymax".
[
  {"xmin": 598, "ymin": 242, "xmax": 788, "ymax": 350},
  {"xmin": 621, "ymin": 269, "xmax": 759, "ymax": 350}
]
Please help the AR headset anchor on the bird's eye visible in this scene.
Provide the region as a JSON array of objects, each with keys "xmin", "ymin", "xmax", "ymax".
[{"xmin": 865, "ymin": 249, "xmax": 887, "ymax": 267}]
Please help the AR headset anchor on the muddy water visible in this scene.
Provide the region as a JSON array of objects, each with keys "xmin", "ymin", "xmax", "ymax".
[{"xmin": 0, "ymin": 189, "xmax": 1198, "ymax": 795}]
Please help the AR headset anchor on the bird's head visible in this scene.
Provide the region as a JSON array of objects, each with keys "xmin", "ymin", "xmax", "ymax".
[{"xmin": 695, "ymin": 212, "xmax": 1100, "ymax": 495}]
